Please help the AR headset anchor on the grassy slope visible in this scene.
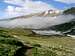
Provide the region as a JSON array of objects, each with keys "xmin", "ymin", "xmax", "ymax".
[{"xmin": 0, "ymin": 28, "xmax": 75, "ymax": 56}]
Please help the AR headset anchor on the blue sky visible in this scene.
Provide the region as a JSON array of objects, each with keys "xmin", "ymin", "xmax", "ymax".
[
  {"xmin": 0, "ymin": 0, "xmax": 74, "ymax": 10},
  {"xmin": 33, "ymin": 0, "xmax": 71, "ymax": 9},
  {"xmin": 0, "ymin": 0, "xmax": 75, "ymax": 19}
]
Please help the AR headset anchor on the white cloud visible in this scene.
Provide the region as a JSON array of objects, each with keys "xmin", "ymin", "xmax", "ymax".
[
  {"xmin": 0, "ymin": 14, "xmax": 75, "ymax": 29},
  {"xmin": 5, "ymin": 6, "xmax": 15, "ymax": 14},
  {"xmin": 55, "ymin": 0, "xmax": 75, "ymax": 4},
  {"xmin": 5, "ymin": 0, "xmax": 25, "ymax": 5},
  {"xmin": 5, "ymin": 6, "xmax": 23, "ymax": 17},
  {"xmin": 4, "ymin": 0, "xmax": 56, "ymax": 18}
]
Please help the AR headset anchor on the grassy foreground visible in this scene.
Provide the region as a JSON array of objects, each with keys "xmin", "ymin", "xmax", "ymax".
[{"xmin": 0, "ymin": 28, "xmax": 75, "ymax": 56}]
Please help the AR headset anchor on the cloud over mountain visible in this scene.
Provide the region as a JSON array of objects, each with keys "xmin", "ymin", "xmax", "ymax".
[{"xmin": 4, "ymin": 0, "xmax": 56, "ymax": 18}]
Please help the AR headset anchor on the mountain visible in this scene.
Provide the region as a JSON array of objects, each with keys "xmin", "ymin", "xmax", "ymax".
[
  {"xmin": 63, "ymin": 7, "xmax": 75, "ymax": 35},
  {"xmin": 0, "ymin": 9, "xmax": 63, "ymax": 29},
  {"xmin": 50, "ymin": 21, "xmax": 75, "ymax": 31},
  {"xmin": 52, "ymin": 7, "xmax": 75, "ymax": 35},
  {"xmin": 50, "ymin": 7, "xmax": 75, "ymax": 34},
  {"xmin": 38, "ymin": 10, "xmax": 61, "ymax": 16},
  {"xmin": 0, "ymin": 9, "xmax": 61, "ymax": 21},
  {"xmin": 0, "ymin": 8, "xmax": 74, "ymax": 36},
  {"xmin": 63, "ymin": 7, "xmax": 75, "ymax": 15},
  {"xmin": 32, "ymin": 21, "xmax": 75, "ymax": 36},
  {"xmin": 33, "ymin": 7, "xmax": 75, "ymax": 36}
]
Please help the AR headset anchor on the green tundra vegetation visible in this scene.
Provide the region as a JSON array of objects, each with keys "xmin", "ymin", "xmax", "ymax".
[{"xmin": 0, "ymin": 28, "xmax": 75, "ymax": 56}]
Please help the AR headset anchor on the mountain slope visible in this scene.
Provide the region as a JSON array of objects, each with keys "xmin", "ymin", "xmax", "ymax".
[
  {"xmin": 0, "ymin": 28, "xmax": 75, "ymax": 56},
  {"xmin": 63, "ymin": 7, "xmax": 75, "ymax": 15}
]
